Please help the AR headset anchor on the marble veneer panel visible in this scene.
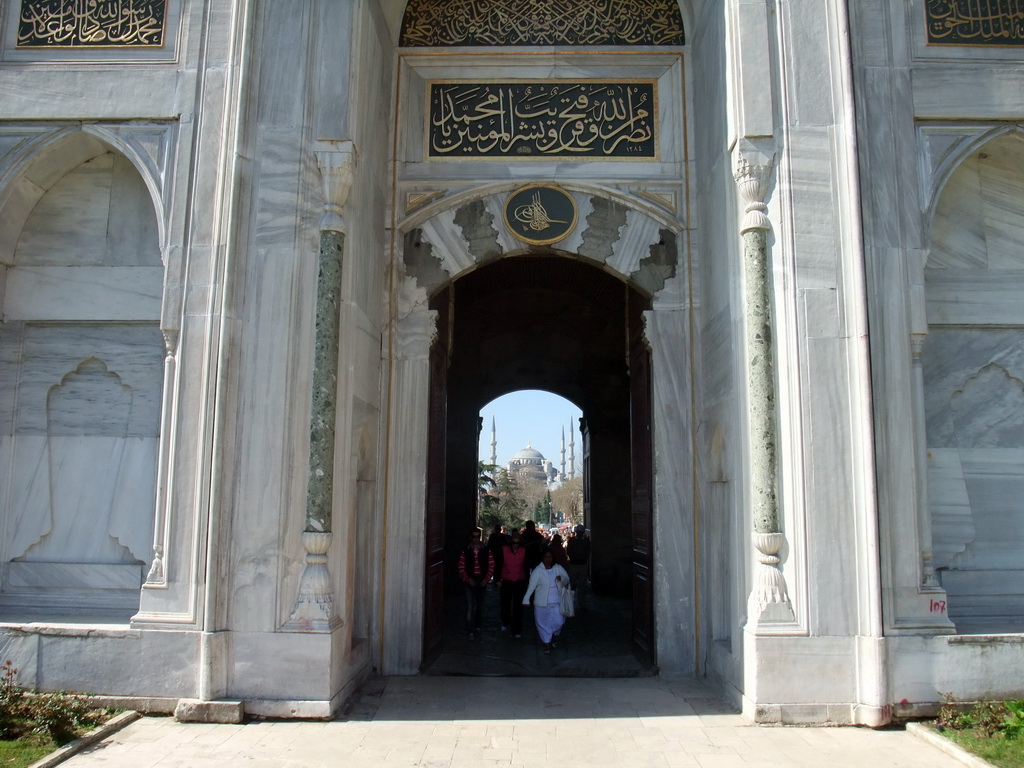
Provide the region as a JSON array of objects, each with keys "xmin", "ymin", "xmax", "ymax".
[
  {"xmin": 928, "ymin": 449, "xmax": 975, "ymax": 571},
  {"xmin": 13, "ymin": 153, "xmax": 161, "ymax": 268},
  {"xmin": 5, "ymin": 267, "xmax": 163, "ymax": 321},
  {"xmin": 924, "ymin": 328, "xmax": 1024, "ymax": 446},
  {"xmin": 954, "ymin": 449, "xmax": 1024, "ymax": 570},
  {"xmin": 11, "ymin": 324, "xmax": 163, "ymax": 436}
]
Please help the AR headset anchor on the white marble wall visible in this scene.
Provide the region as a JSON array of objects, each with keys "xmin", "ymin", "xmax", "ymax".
[
  {"xmin": 0, "ymin": 147, "xmax": 163, "ymax": 616},
  {"xmin": 923, "ymin": 134, "xmax": 1024, "ymax": 630},
  {"xmin": 849, "ymin": 0, "xmax": 1024, "ymax": 717}
]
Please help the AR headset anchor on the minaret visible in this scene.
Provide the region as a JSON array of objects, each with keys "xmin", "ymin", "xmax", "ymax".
[
  {"xmin": 489, "ymin": 416, "xmax": 497, "ymax": 467},
  {"xmin": 560, "ymin": 426, "xmax": 566, "ymax": 481},
  {"xmin": 568, "ymin": 418, "xmax": 576, "ymax": 478}
]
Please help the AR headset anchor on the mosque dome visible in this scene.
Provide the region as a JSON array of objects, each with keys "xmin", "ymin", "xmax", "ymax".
[{"xmin": 510, "ymin": 444, "xmax": 545, "ymax": 464}]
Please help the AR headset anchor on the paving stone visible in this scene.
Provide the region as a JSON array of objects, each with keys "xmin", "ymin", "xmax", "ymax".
[{"xmin": 61, "ymin": 677, "xmax": 973, "ymax": 768}]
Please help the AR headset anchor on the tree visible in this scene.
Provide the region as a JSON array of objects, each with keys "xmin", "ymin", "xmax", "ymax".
[
  {"xmin": 550, "ymin": 476, "xmax": 584, "ymax": 527},
  {"xmin": 478, "ymin": 467, "xmax": 529, "ymax": 533}
]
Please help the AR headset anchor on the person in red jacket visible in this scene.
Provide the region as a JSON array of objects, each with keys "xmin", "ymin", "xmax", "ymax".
[{"xmin": 457, "ymin": 527, "xmax": 494, "ymax": 639}]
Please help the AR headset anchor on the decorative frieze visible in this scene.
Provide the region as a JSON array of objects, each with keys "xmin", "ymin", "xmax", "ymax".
[{"xmin": 400, "ymin": 0, "xmax": 684, "ymax": 47}]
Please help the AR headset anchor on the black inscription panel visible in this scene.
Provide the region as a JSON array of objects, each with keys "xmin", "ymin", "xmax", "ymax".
[
  {"xmin": 429, "ymin": 82, "xmax": 657, "ymax": 159},
  {"xmin": 926, "ymin": 0, "xmax": 1024, "ymax": 46},
  {"xmin": 17, "ymin": 0, "xmax": 166, "ymax": 48}
]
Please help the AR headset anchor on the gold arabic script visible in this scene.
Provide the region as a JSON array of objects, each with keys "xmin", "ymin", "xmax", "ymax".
[
  {"xmin": 429, "ymin": 82, "xmax": 656, "ymax": 159},
  {"xmin": 926, "ymin": 0, "xmax": 1024, "ymax": 45},
  {"xmin": 18, "ymin": 0, "xmax": 166, "ymax": 48},
  {"xmin": 401, "ymin": 0, "xmax": 684, "ymax": 47},
  {"xmin": 514, "ymin": 192, "xmax": 569, "ymax": 232}
]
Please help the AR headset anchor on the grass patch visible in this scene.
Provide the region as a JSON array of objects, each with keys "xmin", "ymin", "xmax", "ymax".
[
  {"xmin": 0, "ymin": 733, "xmax": 60, "ymax": 767},
  {"xmin": 942, "ymin": 729, "xmax": 1024, "ymax": 768},
  {"xmin": 934, "ymin": 693, "xmax": 1024, "ymax": 768},
  {"xmin": 0, "ymin": 660, "xmax": 115, "ymax": 767}
]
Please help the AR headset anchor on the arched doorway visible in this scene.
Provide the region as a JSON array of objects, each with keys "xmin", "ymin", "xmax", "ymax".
[{"xmin": 422, "ymin": 255, "xmax": 655, "ymax": 671}]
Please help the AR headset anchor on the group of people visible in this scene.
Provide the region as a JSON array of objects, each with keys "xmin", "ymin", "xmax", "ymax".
[{"xmin": 457, "ymin": 521, "xmax": 591, "ymax": 654}]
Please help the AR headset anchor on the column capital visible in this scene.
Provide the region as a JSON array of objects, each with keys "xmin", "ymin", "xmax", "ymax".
[
  {"xmin": 733, "ymin": 138, "xmax": 775, "ymax": 234},
  {"xmin": 314, "ymin": 139, "xmax": 357, "ymax": 233}
]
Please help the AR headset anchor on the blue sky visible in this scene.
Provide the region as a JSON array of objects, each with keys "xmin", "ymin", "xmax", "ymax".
[{"xmin": 478, "ymin": 390, "xmax": 583, "ymax": 470}]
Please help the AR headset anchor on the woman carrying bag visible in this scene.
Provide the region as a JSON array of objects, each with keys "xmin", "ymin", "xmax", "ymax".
[{"xmin": 523, "ymin": 549, "xmax": 571, "ymax": 653}]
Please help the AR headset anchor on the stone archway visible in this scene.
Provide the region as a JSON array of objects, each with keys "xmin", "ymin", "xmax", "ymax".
[{"xmin": 424, "ymin": 254, "xmax": 654, "ymax": 672}]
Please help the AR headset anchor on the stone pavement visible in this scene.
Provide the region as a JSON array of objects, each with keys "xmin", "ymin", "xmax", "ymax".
[{"xmin": 62, "ymin": 676, "xmax": 969, "ymax": 768}]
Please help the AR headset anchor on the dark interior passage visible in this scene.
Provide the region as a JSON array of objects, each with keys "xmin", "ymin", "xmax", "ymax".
[
  {"xmin": 423, "ymin": 254, "xmax": 654, "ymax": 671},
  {"xmin": 437, "ymin": 255, "xmax": 647, "ymax": 596}
]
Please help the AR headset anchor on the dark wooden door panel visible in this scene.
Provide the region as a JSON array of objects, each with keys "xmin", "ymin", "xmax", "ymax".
[{"xmin": 630, "ymin": 312, "xmax": 654, "ymax": 666}]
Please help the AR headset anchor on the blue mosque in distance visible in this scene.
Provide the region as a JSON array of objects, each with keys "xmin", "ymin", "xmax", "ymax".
[{"xmin": 486, "ymin": 417, "xmax": 579, "ymax": 488}]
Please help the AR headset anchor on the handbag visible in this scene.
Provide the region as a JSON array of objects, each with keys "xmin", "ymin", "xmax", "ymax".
[{"xmin": 559, "ymin": 586, "xmax": 575, "ymax": 618}]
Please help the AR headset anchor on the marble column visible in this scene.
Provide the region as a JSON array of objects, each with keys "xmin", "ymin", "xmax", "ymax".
[
  {"xmin": 380, "ymin": 297, "xmax": 436, "ymax": 673},
  {"xmin": 735, "ymin": 145, "xmax": 796, "ymax": 627},
  {"xmin": 284, "ymin": 140, "xmax": 356, "ymax": 632}
]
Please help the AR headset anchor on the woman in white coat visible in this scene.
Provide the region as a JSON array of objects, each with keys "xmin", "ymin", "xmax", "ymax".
[{"xmin": 522, "ymin": 549, "xmax": 570, "ymax": 653}]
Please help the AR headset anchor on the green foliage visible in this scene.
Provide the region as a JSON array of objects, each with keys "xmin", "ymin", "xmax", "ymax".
[
  {"xmin": 479, "ymin": 468, "xmax": 529, "ymax": 533},
  {"xmin": 0, "ymin": 660, "xmax": 25, "ymax": 738},
  {"xmin": 28, "ymin": 690, "xmax": 97, "ymax": 743},
  {"xmin": 0, "ymin": 660, "xmax": 104, "ymax": 746},
  {"xmin": 1004, "ymin": 701, "xmax": 1024, "ymax": 741},
  {"xmin": 936, "ymin": 693, "xmax": 1024, "ymax": 767}
]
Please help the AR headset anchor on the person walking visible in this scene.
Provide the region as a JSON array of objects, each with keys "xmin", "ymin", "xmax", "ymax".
[
  {"xmin": 566, "ymin": 524, "xmax": 591, "ymax": 612},
  {"xmin": 547, "ymin": 532, "xmax": 568, "ymax": 566},
  {"xmin": 522, "ymin": 549, "xmax": 570, "ymax": 653},
  {"xmin": 498, "ymin": 530, "xmax": 528, "ymax": 637},
  {"xmin": 520, "ymin": 520, "xmax": 544, "ymax": 572},
  {"xmin": 458, "ymin": 527, "xmax": 494, "ymax": 639}
]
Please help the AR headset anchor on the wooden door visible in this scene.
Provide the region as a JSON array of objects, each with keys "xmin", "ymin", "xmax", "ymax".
[
  {"xmin": 422, "ymin": 287, "xmax": 450, "ymax": 668},
  {"xmin": 629, "ymin": 312, "xmax": 655, "ymax": 665}
]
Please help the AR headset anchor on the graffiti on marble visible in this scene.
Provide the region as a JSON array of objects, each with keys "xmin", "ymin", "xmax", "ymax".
[
  {"xmin": 17, "ymin": 0, "xmax": 166, "ymax": 48},
  {"xmin": 428, "ymin": 81, "xmax": 657, "ymax": 159},
  {"xmin": 926, "ymin": 0, "xmax": 1024, "ymax": 46}
]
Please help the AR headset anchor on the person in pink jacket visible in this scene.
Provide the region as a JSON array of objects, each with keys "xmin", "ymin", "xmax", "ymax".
[{"xmin": 498, "ymin": 530, "xmax": 528, "ymax": 637}]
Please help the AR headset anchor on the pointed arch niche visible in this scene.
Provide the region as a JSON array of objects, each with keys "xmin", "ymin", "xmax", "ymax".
[
  {"xmin": 924, "ymin": 130, "xmax": 1024, "ymax": 633},
  {"xmin": 0, "ymin": 131, "xmax": 164, "ymax": 618}
]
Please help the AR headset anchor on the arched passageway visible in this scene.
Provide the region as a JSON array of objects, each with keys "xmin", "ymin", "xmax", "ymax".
[{"xmin": 423, "ymin": 255, "xmax": 654, "ymax": 673}]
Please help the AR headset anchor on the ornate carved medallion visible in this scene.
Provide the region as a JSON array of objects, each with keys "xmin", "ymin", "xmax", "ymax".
[
  {"xmin": 504, "ymin": 185, "xmax": 578, "ymax": 245},
  {"xmin": 17, "ymin": 0, "xmax": 167, "ymax": 47},
  {"xmin": 926, "ymin": 0, "xmax": 1024, "ymax": 46},
  {"xmin": 400, "ymin": 0, "xmax": 684, "ymax": 47}
]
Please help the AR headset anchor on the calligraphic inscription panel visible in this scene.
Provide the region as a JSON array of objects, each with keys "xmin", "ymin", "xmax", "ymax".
[
  {"xmin": 17, "ymin": 0, "xmax": 166, "ymax": 48},
  {"xmin": 429, "ymin": 82, "xmax": 657, "ymax": 159},
  {"xmin": 400, "ymin": 0, "xmax": 684, "ymax": 46},
  {"xmin": 926, "ymin": 0, "xmax": 1024, "ymax": 46}
]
